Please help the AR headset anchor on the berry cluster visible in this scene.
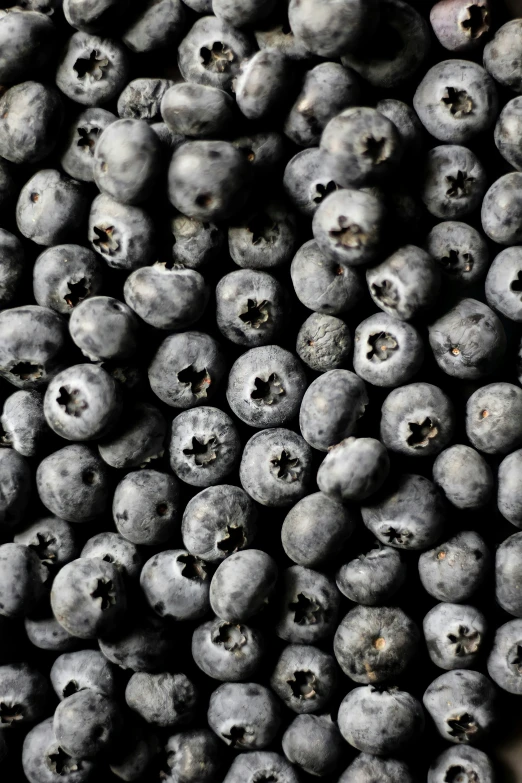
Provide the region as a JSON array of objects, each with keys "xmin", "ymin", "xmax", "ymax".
[{"xmin": 0, "ymin": 0, "xmax": 521, "ymax": 782}]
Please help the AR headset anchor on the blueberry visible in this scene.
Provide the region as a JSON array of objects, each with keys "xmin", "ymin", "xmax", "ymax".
[
  {"xmin": 487, "ymin": 619, "xmax": 522, "ymax": 695},
  {"xmin": 50, "ymin": 649, "xmax": 116, "ymax": 700},
  {"xmin": 17, "ymin": 170, "xmax": 89, "ymax": 247},
  {"xmin": 0, "ymin": 228, "xmax": 23, "ymax": 310},
  {"xmin": 483, "ymin": 19, "xmax": 522, "ymax": 93},
  {"xmin": 210, "ymin": 549, "xmax": 277, "ymax": 621},
  {"xmin": 428, "ymin": 746, "xmax": 495, "ymax": 783},
  {"xmin": 122, "ymin": 0, "xmax": 185, "ymax": 53},
  {"xmin": 25, "ymin": 610, "xmax": 80, "ymax": 654},
  {"xmin": 70, "ymin": 297, "xmax": 139, "ymax": 363},
  {"xmin": 281, "ymin": 492, "xmax": 354, "ymax": 568},
  {"xmin": 0, "ymin": 543, "xmax": 45, "ymax": 618},
  {"xmin": 168, "ymin": 140, "xmax": 250, "ymax": 222},
  {"xmin": 192, "ymin": 617, "xmax": 264, "ymax": 681},
  {"xmin": 291, "ymin": 239, "xmax": 365, "ymax": 315},
  {"xmin": 270, "ymin": 643, "xmax": 338, "ymax": 714},
  {"xmin": 288, "ymin": 0, "xmax": 376, "ymax": 58},
  {"xmin": 353, "ymin": 312, "xmax": 424, "ymax": 388},
  {"xmin": 235, "ymin": 49, "xmax": 291, "ymax": 122},
  {"xmin": 216, "ymin": 269, "xmax": 286, "ymax": 348},
  {"xmin": 423, "ymin": 670, "xmax": 497, "ymax": 745},
  {"xmin": 208, "ymin": 682, "xmax": 280, "ymax": 750},
  {"xmin": 213, "ymin": 0, "xmax": 275, "ymax": 27},
  {"xmin": 296, "ymin": 313, "xmax": 352, "ymax": 373},
  {"xmin": 425, "ymin": 220, "xmax": 489, "ymax": 287},
  {"xmin": 222, "ymin": 752, "xmax": 300, "ymax": 783},
  {"xmin": 14, "ymin": 516, "xmax": 78, "ymax": 579},
  {"xmin": 254, "ymin": 13, "xmax": 313, "ymax": 61},
  {"xmin": 338, "ymin": 685, "xmax": 425, "ymax": 755},
  {"xmin": 419, "ymin": 530, "xmax": 490, "ymax": 603},
  {"xmin": 240, "ymin": 428, "xmax": 313, "ymax": 507},
  {"xmin": 149, "ymin": 331, "xmax": 226, "ymax": 409},
  {"xmin": 482, "ymin": 173, "xmax": 522, "ymax": 246},
  {"xmin": 430, "ymin": 0, "xmax": 491, "ymax": 52},
  {"xmin": 380, "ymin": 382, "xmax": 454, "ymax": 458},
  {"xmin": 341, "ymin": 0, "xmax": 431, "ymax": 88},
  {"xmin": 420, "ymin": 145, "xmax": 486, "ymax": 220},
  {"xmin": 81, "ymin": 532, "xmax": 142, "ymax": 581},
  {"xmin": 0, "ymin": 81, "xmax": 63, "ymax": 165},
  {"xmin": 496, "ymin": 532, "xmax": 522, "ymax": 617},
  {"xmin": 161, "ymin": 82, "xmax": 234, "ymax": 136},
  {"xmin": 336, "ymin": 544, "xmax": 406, "ymax": 606},
  {"xmin": 110, "ymin": 724, "xmax": 157, "ymax": 782},
  {"xmin": 140, "ymin": 549, "xmax": 210, "ymax": 621},
  {"xmin": 23, "ymin": 717, "xmax": 95, "ymax": 783},
  {"xmin": 376, "ymin": 98, "xmax": 424, "ymax": 160},
  {"xmin": 61, "ymin": 108, "xmax": 116, "ymax": 182},
  {"xmin": 171, "ymin": 212, "xmax": 225, "ymax": 270},
  {"xmin": 367, "ymin": 245, "xmax": 441, "ymax": 322},
  {"xmin": 88, "ymin": 193, "xmax": 155, "ymax": 271},
  {"xmin": 282, "ymin": 713, "xmax": 345, "ymax": 776},
  {"xmin": 228, "ymin": 199, "xmax": 297, "ymax": 270},
  {"xmin": 283, "ymin": 148, "xmax": 341, "ymax": 218},
  {"xmin": 99, "ymin": 614, "xmax": 175, "ymax": 673},
  {"xmin": 0, "ymin": 662, "xmax": 50, "ymax": 730},
  {"xmin": 275, "ymin": 565, "xmax": 340, "ymax": 644},
  {"xmin": 56, "ymin": 32, "xmax": 129, "ymax": 106},
  {"xmin": 317, "ymin": 437, "xmax": 389, "ymax": 503},
  {"xmin": 0, "ymin": 8, "xmax": 56, "ymax": 84},
  {"xmin": 37, "ymin": 444, "xmax": 111, "ymax": 523},
  {"xmin": 465, "ymin": 382, "xmax": 522, "ymax": 454},
  {"xmin": 498, "ymin": 449, "xmax": 522, "ymax": 528},
  {"xmin": 97, "ymin": 401, "xmax": 165, "ymax": 471},
  {"xmin": 423, "ymin": 603, "xmax": 487, "ymax": 671},
  {"xmin": 1, "ymin": 390, "xmax": 48, "ymax": 457},
  {"xmin": 171, "ymin": 409, "xmax": 240, "ymax": 488},
  {"xmin": 494, "ymin": 96, "xmax": 522, "ymax": 171},
  {"xmin": 63, "ymin": 0, "xmax": 128, "ymax": 33},
  {"xmin": 414, "ymin": 59, "xmax": 497, "ymax": 143},
  {"xmin": 126, "ymin": 671, "xmax": 197, "ymax": 727},
  {"xmin": 118, "ymin": 78, "xmax": 173, "ymax": 123},
  {"xmin": 433, "ymin": 444, "xmax": 494, "ymax": 510},
  {"xmin": 0, "ymin": 449, "xmax": 31, "ymax": 529},
  {"xmin": 485, "ymin": 247, "xmax": 522, "ymax": 323},
  {"xmin": 113, "ymin": 469, "xmax": 180, "ymax": 545},
  {"xmin": 334, "ymin": 605, "xmax": 419, "ymax": 683},
  {"xmin": 338, "ymin": 754, "xmax": 414, "ymax": 783},
  {"xmin": 54, "ymin": 689, "xmax": 123, "ymax": 758},
  {"xmin": 33, "ymin": 245, "xmax": 104, "ymax": 316},
  {"xmin": 160, "ymin": 729, "xmax": 223, "ymax": 783},
  {"xmin": 233, "ymin": 130, "xmax": 286, "ymax": 180}
]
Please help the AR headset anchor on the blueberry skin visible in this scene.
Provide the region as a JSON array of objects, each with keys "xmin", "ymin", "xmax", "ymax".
[
  {"xmin": 296, "ymin": 313, "xmax": 352, "ymax": 373},
  {"xmin": 81, "ymin": 532, "xmax": 142, "ymax": 581},
  {"xmin": 171, "ymin": 212, "xmax": 225, "ymax": 270},
  {"xmin": 312, "ymin": 188, "xmax": 385, "ymax": 267},
  {"xmin": 56, "ymin": 32, "xmax": 130, "ymax": 106},
  {"xmin": 235, "ymin": 49, "xmax": 291, "ymax": 123},
  {"xmin": 487, "ymin": 619, "xmax": 522, "ymax": 695},
  {"xmin": 89, "ymin": 193, "xmax": 155, "ymax": 271},
  {"xmin": 321, "ymin": 107, "xmax": 402, "ymax": 189},
  {"xmin": 433, "ymin": 445, "xmax": 493, "ymax": 510},
  {"xmin": 376, "ymin": 98, "xmax": 424, "ymax": 160},
  {"xmin": 210, "ymin": 549, "xmax": 277, "ymax": 622},
  {"xmin": 282, "ymin": 714, "xmax": 345, "ymax": 776},
  {"xmin": 208, "ymin": 682, "xmax": 281, "ymax": 750},
  {"xmin": 338, "ymin": 754, "xmax": 414, "ymax": 783},
  {"xmin": 465, "ymin": 383, "xmax": 522, "ymax": 455},
  {"xmin": 44, "ymin": 363, "xmax": 122, "ymax": 441},
  {"xmin": 0, "ymin": 662, "xmax": 50, "ymax": 729},
  {"xmin": 99, "ymin": 614, "xmax": 176, "ymax": 672},
  {"xmin": 171, "ymin": 410, "xmax": 241, "ymax": 489},
  {"xmin": 496, "ymin": 533, "xmax": 522, "ymax": 617},
  {"xmin": 423, "ymin": 670, "xmax": 497, "ymax": 745},
  {"xmin": 148, "ymin": 331, "xmax": 226, "ymax": 409},
  {"xmin": 0, "ymin": 228, "xmax": 24, "ymax": 309},
  {"xmin": 23, "ymin": 717, "xmax": 95, "ymax": 783},
  {"xmin": 192, "ymin": 617, "xmax": 264, "ymax": 681},
  {"xmin": 124, "ymin": 264, "xmax": 209, "ymax": 332},
  {"xmin": 275, "ymin": 566, "xmax": 340, "ymax": 644},
  {"xmin": 0, "ymin": 158, "xmax": 15, "ymax": 211},
  {"xmin": 233, "ymin": 130, "xmax": 286, "ymax": 180},
  {"xmin": 0, "ymin": 449, "xmax": 31, "ymax": 529},
  {"xmin": 285, "ymin": 62, "xmax": 359, "ymax": 148},
  {"xmin": 291, "ymin": 239, "xmax": 365, "ymax": 315},
  {"xmin": 353, "ymin": 313, "xmax": 424, "ymax": 388},
  {"xmin": 216, "ymin": 269, "xmax": 286, "ymax": 348},
  {"xmin": 428, "ymin": 746, "xmax": 495, "ymax": 783},
  {"xmin": 37, "ymin": 445, "xmax": 111, "ymax": 523},
  {"xmin": 341, "ymin": 0, "xmax": 431, "ymax": 89},
  {"xmin": 213, "ymin": 0, "xmax": 275, "ymax": 26},
  {"xmin": 63, "ymin": 0, "xmax": 128, "ymax": 33},
  {"xmin": 420, "ymin": 145, "xmax": 486, "ymax": 220},
  {"xmin": 54, "ymin": 689, "xmax": 122, "ymax": 758},
  {"xmin": 338, "ymin": 685, "xmax": 425, "ymax": 756},
  {"xmin": 61, "ymin": 107, "xmax": 116, "ymax": 182},
  {"xmin": 270, "ymin": 643, "xmax": 338, "ymax": 714},
  {"xmin": 481, "ymin": 173, "xmax": 522, "ymax": 246},
  {"xmin": 182, "ymin": 484, "xmax": 257, "ymax": 561},
  {"xmin": 0, "ymin": 8, "xmax": 56, "ymax": 84},
  {"xmin": 140, "ymin": 549, "xmax": 210, "ymax": 621},
  {"xmin": 495, "ymin": 97, "xmax": 522, "ymax": 171},
  {"xmin": 0, "ymin": 81, "xmax": 63, "ymax": 164},
  {"xmin": 317, "ymin": 437, "xmax": 389, "ymax": 503},
  {"xmin": 486, "ymin": 247, "xmax": 522, "ymax": 322},
  {"xmin": 33, "ymin": 244, "xmax": 104, "ymax": 316},
  {"xmin": 367, "ymin": 245, "xmax": 441, "ymax": 322},
  {"xmin": 423, "ymin": 603, "xmax": 487, "ymax": 671},
  {"xmin": 429, "ymin": 298, "xmax": 506, "ymax": 380},
  {"xmin": 288, "ymin": 0, "xmax": 376, "ymax": 58},
  {"xmin": 425, "ymin": 220, "xmax": 489, "ymax": 287},
  {"xmin": 168, "ymin": 140, "xmax": 250, "ymax": 222},
  {"xmin": 430, "ymin": 0, "xmax": 491, "ymax": 53},
  {"xmin": 484, "ymin": 19, "xmax": 522, "ymax": 93},
  {"xmin": 99, "ymin": 401, "xmax": 166, "ymax": 471},
  {"xmin": 50, "ymin": 649, "xmax": 116, "ymax": 700},
  {"xmin": 336, "ymin": 544, "xmax": 406, "ymax": 606},
  {"xmin": 299, "ymin": 370, "xmax": 368, "ymax": 452},
  {"xmin": 122, "ymin": 0, "xmax": 185, "ymax": 53},
  {"xmin": 178, "ymin": 16, "xmax": 254, "ymax": 92},
  {"xmin": 113, "ymin": 469, "xmax": 180, "ymax": 546},
  {"xmin": 161, "ymin": 82, "xmax": 234, "ymax": 137},
  {"xmin": 223, "ymin": 752, "xmax": 300, "ymax": 783},
  {"xmin": 25, "ymin": 612, "xmax": 80, "ymax": 654},
  {"xmin": 126, "ymin": 671, "xmax": 197, "ymax": 728},
  {"xmin": 283, "ymin": 148, "xmax": 341, "ymax": 218},
  {"xmin": 498, "ymin": 450, "xmax": 522, "ymax": 528},
  {"xmin": 419, "ymin": 530, "xmax": 490, "ymax": 603},
  {"xmin": 240, "ymin": 429, "xmax": 313, "ymax": 507},
  {"xmin": 228, "ymin": 200, "xmax": 297, "ymax": 270},
  {"xmin": 51, "ymin": 557, "xmax": 127, "ymax": 639},
  {"xmin": 413, "ymin": 59, "xmax": 498, "ymax": 144},
  {"xmin": 282, "ymin": 492, "xmax": 354, "ymax": 568},
  {"xmin": 161, "ymin": 729, "xmax": 222, "ymax": 783},
  {"xmin": 14, "ymin": 516, "xmax": 78, "ymax": 578},
  {"xmin": 361, "ymin": 473, "xmax": 446, "ymax": 551},
  {"xmin": 0, "ymin": 544, "xmax": 45, "ymax": 618},
  {"xmin": 1, "ymin": 390, "xmax": 48, "ymax": 457},
  {"xmin": 255, "ymin": 13, "xmax": 314, "ymax": 61},
  {"xmin": 118, "ymin": 78, "xmax": 173, "ymax": 123},
  {"xmin": 334, "ymin": 605, "xmax": 419, "ymax": 684},
  {"xmin": 227, "ymin": 346, "xmax": 307, "ymax": 429},
  {"xmin": 380, "ymin": 382, "xmax": 455, "ymax": 458},
  {"xmin": 17, "ymin": 170, "xmax": 89, "ymax": 247},
  {"xmin": 70, "ymin": 297, "xmax": 139, "ymax": 364}
]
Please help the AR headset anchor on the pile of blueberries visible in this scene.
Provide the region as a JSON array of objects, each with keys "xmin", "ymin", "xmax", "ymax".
[{"xmin": 4, "ymin": 0, "xmax": 522, "ymax": 781}]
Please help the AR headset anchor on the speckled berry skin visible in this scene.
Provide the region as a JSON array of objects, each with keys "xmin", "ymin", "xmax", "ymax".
[
  {"xmin": 228, "ymin": 200, "xmax": 297, "ymax": 271},
  {"xmin": 282, "ymin": 713, "xmax": 345, "ymax": 777},
  {"xmin": 466, "ymin": 383, "xmax": 522, "ymax": 454},
  {"xmin": 125, "ymin": 671, "xmax": 197, "ymax": 727},
  {"xmin": 296, "ymin": 313, "xmax": 352, "ymax": 372},
  {"xmin": 339, "ymin": 754, "xmax": 414, "ymax": 783},
  {"xmin": 160, "ymin": 729, "xmax": 222, "ymax": 783},
  {"xmin": 208, "ymin": 682, "xmax": 281, "ymax": 750},
  {"xmin": 487, "ymin": 619, "xmax": 522, "ymax": 694},
  {"xmin": 353, "ymin": 313, "xmax": 424, "ymax": 388},
  {"xmin": 423, "ymin": 670, "xmax": 497, "ymax": 745},
  {"xmin": 282, "ymin": 492, "xmax": 354, "ymax": 568},
  {"xmin": 223, "ymin": 752, "xmax": 300, "ymax": 783},
  {"xmin": 140, "ymin": 549, "xmax": 210, "ymax": 621},
  {"xmin": 88, "ymin": 193, "xmax": 155, "ymax": 272},
  {"xmin": 484, "ymin": 19, "xmax": 522, "ymax": 93},
  {"xmin": 428, "ymin": 746, "xmax": 496, "ymax": 783},
  {"xmin": 430, "ymin": 0, "xmax": 491, "ymax": 53},
  {"xmin": 486, "ymin": 246, "xmax": 522, "ymax": 322},
  {"xmin": 420, "ymin": 145, "xmax": 486, "ymax": 220},
  {"xmin": 50, "ymin": 649, "xmax": 116, "ymax": 700},
  {"xmin": 495, "ymin": 96, "xmax": 522, "ymax": 171},
  {"xmin": 276, "ymin": 566, "xmax": 340, "ymax": 645},
  {"xmin": 498, "ymin": 450, "xmax": 522, "ymax": 528},
  {"xmin": 419, "ymin": 531, "xmax": 490, "ymax": 603},
  {"xmin": 216, "ymin": 269, "xmax": 286, "ymax": 348},
  {"xmin": 113, "ymin": 469, "xmax": 179, "ymax": 546},
  {"xmin": 317, "ymin": 437, "xmax": 390, "ymax": 502},
  {"xmin": 423, "ymin": 603, "xmax": 487, "ymax": 671},
  {"xmin": 192, "ymin": 617, "xmax": 264, "ymax": 682},
  {"xmin": 122, "ymin": 0, "xmax": 185, "ymax": 53},
  {"xmin": 53, "ymin": 689, "xmax": 122, "ymax": 758},
  {"xmin": 23, "ymin": 717, "xmax": 95, "ymax": 783},
  {"xmin": 170, "ymin": 408, "xmax": 240, "ymax": 488},
  {"xmin": 496, "ymin": 533, "xmax": 522, "ymax": 618},
  {"xmin": 481, "ymin": 173, "xmax": 522, "ymax": 246},
  {"xmin": 433, "ymin": 444, "xmax": 493, "ymax": 510},
  {"xmin": 98, "ymin": 401, "xmax": 166, "ymax": 470},
  {"xmin": 0, "ymin": 543, "xmax": 46, "ymax": 618},
  {"xmin": 291, "ymin": 239, "xmax": 365, "ymax": 315},
  {"xmin": 336, "ymin": 544, "xmax": 406, "ymax": 606},
  {"xmin": 210, "ymin": 549, "xmax": 277, "ymax": 622},
  {"xmin": 56, "ymin": 32, "xmax": 129, "ymax": 106},
  {"xmin": 270, "ymin": 643, "xmax": 338, "ymax": 715},
  {"xmin": 425, "ymin": 221, "xmax": 489, "ymax": 287},
  {"xmin": 284, "ymin": 148, "xmax": 340, "ymax": 218}
]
